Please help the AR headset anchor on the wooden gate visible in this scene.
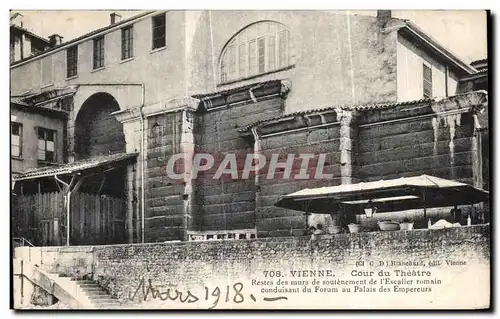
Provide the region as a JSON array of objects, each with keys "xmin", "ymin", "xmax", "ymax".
[{"xmin": 13, "ymin": 192, "xmax": 126, "ymax": 246}]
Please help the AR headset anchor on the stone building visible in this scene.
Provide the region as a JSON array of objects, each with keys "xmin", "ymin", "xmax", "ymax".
[
  {"xmin": 10, "ymin": 13, "xmax": 58, "ymax": 63},
  {"xmin": 10, "ymin": 10, "xmax": 488, "ymax": 246}
]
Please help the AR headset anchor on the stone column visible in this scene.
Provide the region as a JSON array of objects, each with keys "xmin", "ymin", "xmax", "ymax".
[
  {"xmin": 140, "ymin": 97, "xmax": 200, "ymax": 241},
  {"xmin": 336, "ymin": 109, "xmax": 354, "ymax": 185},
  {"xmin": 471, "ymin": 114, "xmax": 484, "ymax": 189},
  {"xmin": 113, "ymin": 108, "xmax": 142, "ymax": 243},
  {"xmin": 180, "ymin": 108, "xmax": 196, "ymax": 241},
  {"xmin": 333, "ymin": 109, "xmax": 356, "ymax": 228}
]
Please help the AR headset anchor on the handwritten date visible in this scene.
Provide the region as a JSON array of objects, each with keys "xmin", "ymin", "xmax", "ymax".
[{"xmin": 128, "ymin": 277, "xmax": 287, "ymax": 309}]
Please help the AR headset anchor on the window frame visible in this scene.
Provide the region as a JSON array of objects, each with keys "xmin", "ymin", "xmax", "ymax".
[
  {"xmin": 93, "ymin": 36, "xmax": 105, "ymax": 70},
  {"xmin": 37, "ymin": 127, "xmax": 57, "ymax": 163},
  {"xmin": 152, "ymin": 13, "xmax": 166, "ymax": 50},
  {"xmin": 66, "ymin": 45, "xmax": 78, "ymax": 78},
  {"xmin": 11, "ymin": 122, "xmax": 22, "ymax": 159},
  {"xmin": 121, "ymin": 25, "xmax": 134, "ymax": 60},
  {"xmin": 422, "ymin": 61, "xmax": 433, "ymax": 98},
  {"xmin": 219, "ymin": 22, "xmax": 293, "ymax": 84}
]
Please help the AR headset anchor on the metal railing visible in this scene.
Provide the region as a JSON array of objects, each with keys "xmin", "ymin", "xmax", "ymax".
[{"xmin": 12, "ymin": 237, "xmax": 35, "ymax": 248}]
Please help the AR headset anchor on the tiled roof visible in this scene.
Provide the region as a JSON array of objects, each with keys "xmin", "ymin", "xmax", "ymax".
[
  {"xmin": 471, "ymin": 58, "xmax": 488, "ymax": 66},
  {"xmin": 192, "ymin": 80, "xmax": 282, "ymax": 99},
  {"xmin": 10, "ymin": 24, "xmax": 50, "ymax": 45},
  {"xmin": 400, "ymin": 20, "xmax": 477, "ymax": 74},
  {"xmin": 11, "ymin": 86, "xmax": 76, "ymax": 115},
  {"xmin": 238, "ymin": 91, "xmax": 488, "ymax": 132},
  {"xmin": 10, "ymin": 97, "xmax": 30, "ymax": 107},
  {"xmin": 14, "ymin": 152, "xmax": 138, "ymax": 181}
]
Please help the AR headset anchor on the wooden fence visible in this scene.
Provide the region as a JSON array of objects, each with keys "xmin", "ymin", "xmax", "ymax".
[{"xmin": 13, "ymin": 192, "xmax": 126, "ymax": 246}]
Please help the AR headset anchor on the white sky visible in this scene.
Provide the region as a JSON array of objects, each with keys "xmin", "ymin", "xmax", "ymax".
[{"xmin": 13, "ymin": 10, "xmax": 487, "ymax": 63}]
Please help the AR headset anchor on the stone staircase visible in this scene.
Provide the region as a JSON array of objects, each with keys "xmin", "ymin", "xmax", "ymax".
[
  {"xmin": 14, "ymin": 246, "xmax": 123, "ymax": 309},
  {"xmin": 46, "ymin": 273, "xmax": 122, "ymax": 309},
  {"xmin": 71, "ymin": 279, "xmax": 122, "ymax": 309}
]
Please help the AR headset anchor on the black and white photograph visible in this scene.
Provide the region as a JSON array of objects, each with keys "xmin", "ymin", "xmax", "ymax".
[{"xmin": 9, "ymin": 8, "xmax": 490, "ymax": 310}]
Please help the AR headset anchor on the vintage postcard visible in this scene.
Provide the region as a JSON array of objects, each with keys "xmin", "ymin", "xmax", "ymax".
[{"xmin": 10, "ymin": 9, "xmax": 490, "ymax": 310}]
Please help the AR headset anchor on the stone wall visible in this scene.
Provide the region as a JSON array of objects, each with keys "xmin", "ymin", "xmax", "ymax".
[
  {"xmin": 256, "ymin": 122, "xmax": 343, "ymax": 237},
  {"xmin": 145, "ymin": 112, "xmax": 184, "ymax": 242},
  {"xmin": 195, "ymin": 97, "xmax": 283, "ymax": 232},
  {"xmin": 20, "ymin": 225, "xmax": 488, "ymax": 309},
  {"xmin": 355, "ymin": 102, "xmax": 475, "ymax": 184}
]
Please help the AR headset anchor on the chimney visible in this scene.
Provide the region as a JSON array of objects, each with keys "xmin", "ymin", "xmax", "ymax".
[
  {"xmin": 110, "ymin": 12, "xmax": 122, "ymax": 25},
  {"xmin": 48, "ymin": 34, "xmax": 63, "ymax": 47},
  {"xmin": 376, "ymin": 10, "xmax": 392, "ymax": 28},
  {"xmin": 10, "ymin": 13, "xmax": 24, "ymax": 28}
]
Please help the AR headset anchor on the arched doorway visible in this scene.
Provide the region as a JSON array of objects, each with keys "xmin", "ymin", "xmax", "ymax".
[
  {"xmin": 74, "ymin": 92, "xmax": 127, "ymax": 203},
  {"xmin": 75, "ymin": 92, "xmax": 126, "ymax": 160}
]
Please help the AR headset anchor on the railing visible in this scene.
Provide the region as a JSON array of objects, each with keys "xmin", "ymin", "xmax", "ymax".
[
  {"xmin": 12, "ymin": 237, "xmax": 35, "ymax": 248},
  {"xmin": 187, "ymin": 229, "xmax": 257, "ymax": 241}
]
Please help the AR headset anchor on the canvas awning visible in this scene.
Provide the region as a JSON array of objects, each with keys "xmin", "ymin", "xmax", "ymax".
[
  {"xmin": 13, "ymin": 152, "xmax": 138, "ymax": 182},
  {"xmin": 275, "ymin": 175, "xmax": 489, "ymax": 214}
]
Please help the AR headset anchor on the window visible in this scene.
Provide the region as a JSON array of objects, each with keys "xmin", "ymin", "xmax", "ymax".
[
  {"xmin": 10, "ymin": 36, "xmax": 15, "ymax": 62},
  {"xmin": 278, "ymin": 30, "xmax": 290, "ymax": 68},
  {"xmin": 423, "ymin": 62, "xmax": 433, "ymax": 98},
  {"xmin": 31, "ymin": 45, "xmax": 41, "ymax": 55},
  {"xmin": 268, "ymin": 35, "xmax": 276, "ymax": 71},
  {"xmin": 11, "ymin": 122, "xmax": 22, "ymax": 158},
  {"xmin": 238, "ymin": 43, "xmax": 246, "ymax": 78},
  {"xmin": 37, "ymin": 128, "xmax": 56, "ymax": 163},
  {"xmin": 219, "ymin": 21, "xmax": 293, "ymax": 83},
  {"xmin": 248, "ymin": 39, "xmax": 256, "ymax": 76},
  {"xmin": 66, "ymin": 46, "xmax": 78, "ymax": 78},
  {"xmin": 121, "ymin": 26, "xmax": 134, "ymax": 60},
  {"xmin": 226, "ymin": 45, "xmax": 236, "ymax": 80},
  {"xmin": 93, "ymin": 36, "xmax": 105, "ymax": 69},
  {"xmin": 152, "ymin": 13, "xmax": 166, "ymax": 50},
  {"xmin": 258, "ymin": 37, "xmax": 266, "ymax": 73}
]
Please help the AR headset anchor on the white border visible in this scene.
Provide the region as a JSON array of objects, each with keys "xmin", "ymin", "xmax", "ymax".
[{"xmin": 1, "ymin": 1, "xmax": 496, "ymax": 318}]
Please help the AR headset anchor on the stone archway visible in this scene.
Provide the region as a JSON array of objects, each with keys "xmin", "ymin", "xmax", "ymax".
[{"xmin": 74, "ymin": 92, "xmax": 126, "ymax": 160}]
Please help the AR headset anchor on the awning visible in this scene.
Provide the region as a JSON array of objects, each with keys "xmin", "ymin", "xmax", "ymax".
[
  {"xmin": 274, "ymin": 175, "xmax": 489, "ymax": 214},
  {"xmin": 13, "ymin": 152, "xmax": 138, "ymax": 182}
]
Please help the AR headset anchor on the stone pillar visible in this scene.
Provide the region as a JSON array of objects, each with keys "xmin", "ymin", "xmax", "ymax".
[
  {"xmin": 336, "ymin": 109, "xmax": 354, "ymax": 185},
  {"xmin": 140, "ymin": 97, "xmax": 200, "ymax": 242},
  {"xmin": 180, "ymin": 108, "xmax": 196, "ymax": 241},
  {"xmin": 471, "ymin": 114, "xmax": 484, "ymax": 189},
  {"xmin": 113, "ymin": 108, "xmax": 143, "ymax": 243}
]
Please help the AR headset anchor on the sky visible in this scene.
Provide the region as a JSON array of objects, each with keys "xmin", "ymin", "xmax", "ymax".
[{"xmin": 13, "ymin": 10, "xmax": 488, "ymax": 63}]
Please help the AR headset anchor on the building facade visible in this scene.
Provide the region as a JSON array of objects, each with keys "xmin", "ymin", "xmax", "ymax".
[
  {"xmin": 10, "ymin": 13, "xmax": 58, "ymax": 63},
  {"xmin": 10, "ymin": 97, "xmax": 68, "ymax": 176},
  {"xmin": 11, "ymin": 10, "xmax": 488, "ymax": 246}
]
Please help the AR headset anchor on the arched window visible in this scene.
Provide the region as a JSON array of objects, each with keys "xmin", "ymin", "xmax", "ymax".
[{"xmin": 219, "ymin": 21, "xmax": 293, "ymax": 84}]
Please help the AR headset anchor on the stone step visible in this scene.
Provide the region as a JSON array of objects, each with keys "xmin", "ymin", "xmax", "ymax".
[
  {"xmin": 77, "ymin": 282, "xmax": 100, "ymax": 286},
  {"xmin": 86, "ymin": 293, "xmax": 113, "ymax": 299},
  {"xmin": 74, "ymin": 280, "xmax": 96, "ymax": 284},
  {"xmin": 78, "ymin": 285, "xmax": 102, "ymax": 290},
  {"xmin": 80, "ymin": 287, "xmax": 105, "ymax": 292}
]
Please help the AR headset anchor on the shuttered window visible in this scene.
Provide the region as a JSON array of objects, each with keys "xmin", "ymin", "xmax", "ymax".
[
  {"xmin": 66, "ymin": 45, "xmax": 78, "ymax": 78},
  {"xmin": 152, "ymin": 13, "xmax": 166, "ymax": 49},
  {"xmin": 219, "ymin": 21, "xmax": 292, "ymax": 83},
  {"xmin": 121, "ymin": 26, "xmax": 134, "ymax": 60},
  {"xmin": 93, "ymin": 36, "xmax": 105, "ymax": 69},
  {"xmin": 11, "ymin": 122, "xmax": 22, "ymax": 158},
  {"xmin": 423, "ymin": 62, "xmax": 433, "ymax": 98},
  {"xmin": 37, "ymin": 128, "xmax": 56, "ymax": 163}
]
